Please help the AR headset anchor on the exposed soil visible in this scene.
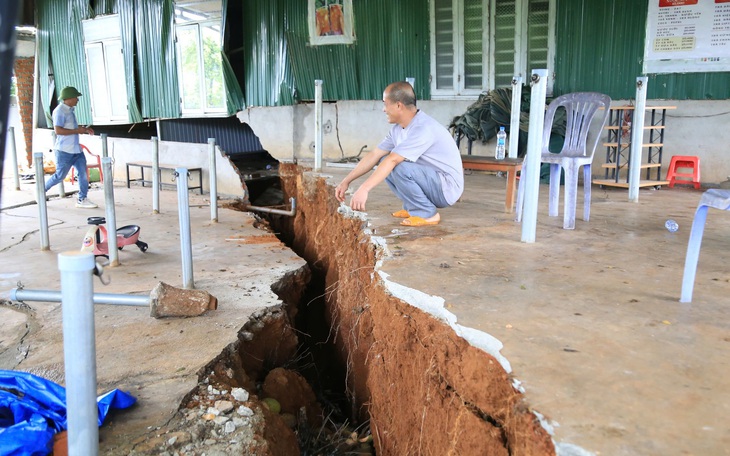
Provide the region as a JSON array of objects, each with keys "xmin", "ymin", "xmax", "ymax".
[
  {"xmin": 269, "ymin": 164, "xmax": 554, "ymax": 455},
  {"xmin": 97, "ymin": 163, "xmax": 554, "ymax": 455}
]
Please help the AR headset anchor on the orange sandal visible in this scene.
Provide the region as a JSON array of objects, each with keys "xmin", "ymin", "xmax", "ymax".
[
  {"xmin": 400, "ymin": 216, "xmax": 440, "ymax": 227},
  {"xmin": 392, "ymin": 209, "xmax": 411, "ymax": 218}
]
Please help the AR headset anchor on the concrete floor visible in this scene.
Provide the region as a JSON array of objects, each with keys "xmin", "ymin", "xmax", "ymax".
[
  {"xmin": 1, "ymin": 165, "xmax": 729, "ymax": 455},
  {"xmin": 336, "ymin": 167, "xmax": 730, "ymax": 456},
  {"xmin": 0, "ymin": 175, "xmax": 305, "ymax": 449}
]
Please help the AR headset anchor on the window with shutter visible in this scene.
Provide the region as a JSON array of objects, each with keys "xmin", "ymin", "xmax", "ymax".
[{"xmin": 430, "ymin": 0, "xmax": 554, "ymax": 98}]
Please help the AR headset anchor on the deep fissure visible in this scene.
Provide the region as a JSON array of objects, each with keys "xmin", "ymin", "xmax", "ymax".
[{"xmin": 166, "ymin": 165, "xmax": 555, "ymax": 455}]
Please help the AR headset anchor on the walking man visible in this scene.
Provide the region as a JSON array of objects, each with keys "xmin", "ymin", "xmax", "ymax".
[
  {"xmin": 45, "ymin": 86, "xmax": 98, "ymax": 208},
  {"xmin": 335, "ymin": 81, "xmax": 463, "ymax": 226}
]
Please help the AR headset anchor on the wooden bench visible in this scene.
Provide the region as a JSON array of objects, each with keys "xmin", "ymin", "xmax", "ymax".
[
  {"xmin": 125, "ymin": 162, "xmax": 203, "ymax": 195},
  {"xmin": 461, "ymin": 155, "xmax": 523, "ymax": 213}
]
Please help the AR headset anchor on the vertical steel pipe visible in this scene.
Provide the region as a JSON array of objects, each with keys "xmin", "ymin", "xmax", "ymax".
[
  {"xmin": 52, "ymin": 131, "xmax": 65, "ymax": 198},
  {"xmin": 8, "ymin": 126, "xmax": 20, "ymax": 190},
  {"xmin": 176, "ymin": 168, "xmax": 194, "ymax": 289},
  {"xmin": 509, "ymin": 77, "xmax": 523, "ymax": 159},
  {"xmin": 521, "ymin": 69, "xmax": 548, "ymax": 244},
  {"xmin": 101, "ymin": 133, "xmax": 108, "ymax": 158},
  {"xmin": 152, "ymin": 136, "xmax": 160, "ymax": 214},
  {"xmin": 208, "ymin": 138, "xmax": 218, "ymax": 222},
  {"xmin": 628, "ymin": 77, "xmax": 648, "ymax": 203},
  {"xmin": 314, "ymin": 80, "xmax": 323, "ymax": 172},
  {"xmin": 34, "ymin": 152, "xmax": 50, "ymax": 250},
  {"xmin": 58, "ymin": 251, "xmax": 99, "ymax": 456},
  {"xmin": 102, "ymin": 157, "xmax": 119, "ymax": 266}
]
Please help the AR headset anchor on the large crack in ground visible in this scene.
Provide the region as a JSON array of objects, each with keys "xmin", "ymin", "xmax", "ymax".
[
  {"xmin": 106, "ymin": 163, "xmax": 554, "ymax": 455},
  {"xmin": 268, "ymin": 164, "xmax": 555, "ymax": 455}
]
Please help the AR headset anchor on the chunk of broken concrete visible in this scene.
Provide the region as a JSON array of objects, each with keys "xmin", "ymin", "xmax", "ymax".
[{"xmin": 149, "ymin": 282, "xmax": 218, "ymax": 318}]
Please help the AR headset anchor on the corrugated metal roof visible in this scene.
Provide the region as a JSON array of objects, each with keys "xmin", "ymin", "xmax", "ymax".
[{"xmin": 37, "ymin": 0, "xmax": 94, "ymax": 124}]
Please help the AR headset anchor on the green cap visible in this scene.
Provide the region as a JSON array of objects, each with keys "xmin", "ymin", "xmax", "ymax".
[{"xmin": 58, "ymin": 86, "xmax": 82, "ymax": 100}]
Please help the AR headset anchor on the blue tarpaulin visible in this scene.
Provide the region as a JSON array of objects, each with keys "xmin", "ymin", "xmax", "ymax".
[{"xmin": 0, "ymin": 370, "xmax": 136, "ymax": 456}]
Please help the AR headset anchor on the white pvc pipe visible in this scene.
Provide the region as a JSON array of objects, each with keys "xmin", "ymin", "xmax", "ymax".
[
  {"xmin": 208, "ymin": 138, "xmax": 218, "ymax": 222},
  {"xmin": 521, "ymin": 69, "xmax": 549, "ymax": 244},
  {"xmin": 406, "ymin": 77, "xmax": 415, "ymax": 88},
  {"xmin": 8, "ymin": 126, "xmax": 20, "ymax": 190},
  {"xmin": 314, "ymin": 80, "xmax": 323, "ymax": 172},
  {"xmin": 509, "ymin": 77, "xmax": 522, "ymax": 159},
  {"xmin": 152, "ymin": 136, "xmax": 160, "ymax": 214},
  {"xmin": 58, "ymin": 251, "xmax": 99, "ymax": 456},
  {"xmin": 101, "ymin": 133, "xmax": 108, "ymax": 158},
  {"xmin": 628, "ymin": 77, "xmax": 648, "ymax": 203},
  {"xmin": 102, "ymin": 157, "xmax": 119, "ymax": 266},
  {"xmin": 33, "ymin": 152, "xmax": 50, "ymax": 250},
  {"xmin": 176, "ymin": 167, "xmax": 194, "ymax": 289}
]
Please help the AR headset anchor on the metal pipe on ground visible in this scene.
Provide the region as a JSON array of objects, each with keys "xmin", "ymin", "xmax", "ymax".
[
  {"xmin": 11, "ymin": 282, "xmax": 217, "ymax": 318},
  {"xmin": 152, "ymin": 136, "xmax": 160, "ymax": 214},
  {"xmin": 51, "ymin": 131, "xmax": 65, "ymax": 198},
  {"xmin": 520, "ymin": 69, "xmax": 548, "ymax": 244},
  {"xmin": 58, "ymin": 251, "xmax": 99, "ymax": 456},
  {"xmin": 102, "ymin": 157, "xmax": 119, "ymax": 266},
  {"xmin": 628, "ymin": 77, "xmax": 648, "ymax": 203},
  {"xmin": 509, "ymin": 77, "xmax": 523, "ymax": 159},
  {"xmin": 209, "ymin": 138, "xmax": 218, "ymax": 222},
  {"xmin": 176, "ymin": 167, "xmax": 194, "ymax": 289},
  {"xmin": 246, "ymin": 197, "xmax": 297, "ymax": 217},
  {"xmin": 314, "ymin": 80, "xmax": 323, "ymax": 172},
  {"xmin": 101, "ymin": 133, "xmax": 108, "ymax": 158},
  {"xmin": 8, "ymin": 126, "xmax": 20, "ymax": 190},
  {"xmin": 33, "ymin": 152, "xmax": 50, "ymax": 250}
]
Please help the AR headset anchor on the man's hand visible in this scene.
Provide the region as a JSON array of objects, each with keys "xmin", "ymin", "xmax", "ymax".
[
  {"xmin": 83, "ymin": 126, "xmax": 95, "ymax": 135},
  {"xmin": 335, "ymin": 181, "xmax": 349, "ymax": 202},
  {"xmin": 350, "ymin": 187, "xmax": 369, "ymax": 212}
]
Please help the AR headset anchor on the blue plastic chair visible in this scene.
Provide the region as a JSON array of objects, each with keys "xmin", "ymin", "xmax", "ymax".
[
  {"xmin": 516, "ymin": 92, "xmax": 611, "ymax": 229},
  {"xmin": 680, "ymin": 189, "xmax": 730, "ymax": 303}
]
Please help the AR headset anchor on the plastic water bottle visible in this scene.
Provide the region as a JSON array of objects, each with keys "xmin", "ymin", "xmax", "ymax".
[
  {"xmin": 665, "ymin": 219, "xmax": 679, "ymax": 232},
  {"xmin": 495, "ymin": 126, "xmax": 507, "ymax": 160}
]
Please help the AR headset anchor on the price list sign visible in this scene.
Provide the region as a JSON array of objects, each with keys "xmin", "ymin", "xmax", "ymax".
[{"xmin": 644, "ymin": 0, "xmax": 730, "ymax": 73}]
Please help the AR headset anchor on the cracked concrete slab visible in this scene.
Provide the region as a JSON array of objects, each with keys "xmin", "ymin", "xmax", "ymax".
[{"xmin": 0, "ymin": 177, "xmax": 305, "ymax": 450}]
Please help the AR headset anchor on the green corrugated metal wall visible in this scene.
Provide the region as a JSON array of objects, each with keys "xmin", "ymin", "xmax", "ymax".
[
  {"xmin": 241, "ymin": 0, "xmax": 431, "ymax": 106},
  {"xmin": 36, "ymin": 0, "xmax": 244, "ymax": 124},
  {"xmin": 553, "ymin": 0, "xmax": 730, "ymax": 99},
  {"xmin": 37, "ymin": 0, "xmax": 94, "ymax": 125},
  {"xmin": 240, "ymin": 0, "xmax": 728, "ymax": 106},
  {"xmin": 135, "ymin": 0, "xmax": 181, "ymax": 119}
]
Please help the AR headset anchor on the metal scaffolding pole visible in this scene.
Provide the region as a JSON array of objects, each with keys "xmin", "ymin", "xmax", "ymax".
[
  {"xmin": 520, "ymin": 69, "xmax": 549, "ymax": 244},
  {"xmin": 58, "ymin": 252, "xmax": 99, "ymax": 456}
]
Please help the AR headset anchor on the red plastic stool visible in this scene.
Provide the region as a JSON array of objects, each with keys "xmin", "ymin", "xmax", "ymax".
[{"xmin": 666, "ymin": 155, "xmax": 700, "ymax": 189}]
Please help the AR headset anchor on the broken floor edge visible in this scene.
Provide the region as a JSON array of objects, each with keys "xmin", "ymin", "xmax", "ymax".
[{"xmin": 322, "ymin": 172, "xmax": 593, "ymax": 456}]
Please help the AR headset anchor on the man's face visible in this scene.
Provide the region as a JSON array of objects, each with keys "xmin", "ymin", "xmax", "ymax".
[
  {"xmin": 382, "ymin": 91, "xmax": 399, "ymax": 124},
  {"xmin": 64, "ymin": 97, "xmax": 79, "ymax": 107}
]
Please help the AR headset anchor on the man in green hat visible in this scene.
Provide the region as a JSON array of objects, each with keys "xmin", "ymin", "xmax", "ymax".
[{"xmin": 44, "ymin": 86, "xmax": 98, "ymax": 208}]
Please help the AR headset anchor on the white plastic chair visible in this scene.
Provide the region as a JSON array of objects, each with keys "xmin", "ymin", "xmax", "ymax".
[
  {"xmin": 517, "ymin": 92, "xmax": 611, "ymax": 229},
  {"xmin": 680, "ymin": 189, "xmax": 730, "ymax": 303}
]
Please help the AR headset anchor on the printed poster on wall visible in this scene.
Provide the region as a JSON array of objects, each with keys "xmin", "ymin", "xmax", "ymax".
[
  {"xmin": 644, "ymin": 0, "xmax": 730, "ymax": 73},
  {"xmin": 308, "ymin": 0, "xmax": 355, "ymax": 45}
]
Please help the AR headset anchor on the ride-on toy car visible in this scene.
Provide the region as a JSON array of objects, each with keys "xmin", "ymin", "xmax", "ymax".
[{"xmin": 81, "ymin": 216, "xmax": 148, "ymax": 258}]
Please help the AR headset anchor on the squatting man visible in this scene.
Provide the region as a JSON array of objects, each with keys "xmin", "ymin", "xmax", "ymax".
[{"xmin": 335, "ymin": 81, "xmax": 463, "ymax": 226}]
